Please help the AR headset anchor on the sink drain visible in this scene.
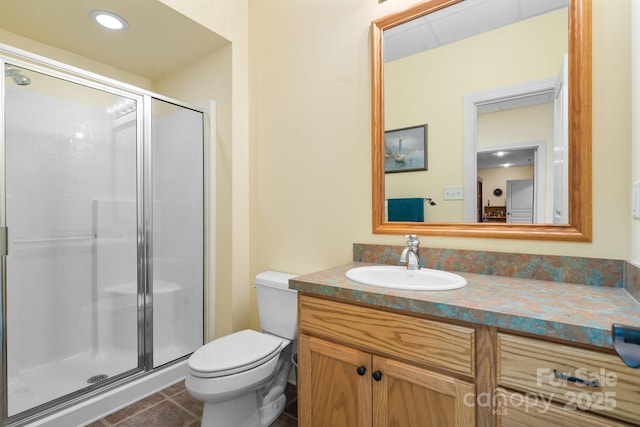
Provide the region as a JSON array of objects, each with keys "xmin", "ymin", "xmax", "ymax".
[{"xmin": 87, "ymin": 374, "xmax": 108, "ymax": 384}]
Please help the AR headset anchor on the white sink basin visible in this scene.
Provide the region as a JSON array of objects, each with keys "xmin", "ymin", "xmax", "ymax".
[{"xmin": 345, "ymin": 265, "xmax": 467, "ymax": 291}]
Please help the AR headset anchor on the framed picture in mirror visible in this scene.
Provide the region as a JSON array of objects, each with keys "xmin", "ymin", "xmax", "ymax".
[{"xmin": 384, "ymin": 124, "xmax": 427, "ymax": 173}]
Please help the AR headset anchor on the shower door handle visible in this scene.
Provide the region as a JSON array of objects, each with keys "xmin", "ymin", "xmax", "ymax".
[{"xmin": 0, "ymin": 227, "xmax": 7, "ymax": 255}]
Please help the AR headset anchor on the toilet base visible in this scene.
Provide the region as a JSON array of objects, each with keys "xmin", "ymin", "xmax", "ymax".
[
  {"xmin": 258, "ymin": 392, "xmax": 286, "ymax": 426},
  {"xmin": 201, "ymin": 392, "xmax": 260, "ymax": 427},
  {"xmin": 193, "ymin": 343, "xmax": 294, "ymax": 427},
  {"xmin": 200, "ymin": 389, "xmax": 288, "ymax": 427}
]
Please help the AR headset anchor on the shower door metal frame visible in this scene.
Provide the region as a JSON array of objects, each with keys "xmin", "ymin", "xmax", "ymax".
[
  {"xmin": 0, "ymin": 55, "xmax": 9, "ymax": 425},
  {"xmin": 0, "ymin": 44, "xmax": 206, "ymax": 426}
]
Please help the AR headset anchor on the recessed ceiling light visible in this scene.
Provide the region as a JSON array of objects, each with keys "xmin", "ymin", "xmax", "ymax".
[{"xmin": 90, "ymin": 10, "xmax": 128, "ymax": 30}]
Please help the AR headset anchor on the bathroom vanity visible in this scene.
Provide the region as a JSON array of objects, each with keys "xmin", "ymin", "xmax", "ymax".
[
  {"xmin": 291, "ymin": 263, "xmax": 640, "ymax": 427},
  {"xmin": 297, "ymin": 294, "xmax": 476, "ymax": 426}
]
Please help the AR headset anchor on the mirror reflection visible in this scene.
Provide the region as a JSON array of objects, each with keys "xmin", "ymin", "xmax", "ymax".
[{"xmin": 383, "ymin": 0, "xmax": 568, "ymax": 224}]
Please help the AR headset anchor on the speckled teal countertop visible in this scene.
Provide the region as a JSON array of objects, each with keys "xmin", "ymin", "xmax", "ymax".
[{"xmin": 290, "ymin": 262, "xmax": 640, "ymax": 350}]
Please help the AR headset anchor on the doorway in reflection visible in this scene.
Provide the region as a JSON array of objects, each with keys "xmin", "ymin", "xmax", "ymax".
[
  {"xmin": 478, "ymin": 148, "xmax": 537, "ymax": 224},
  {"xmin": 474, "ymin": 91, "xmax": 553, "ymax": 224}
]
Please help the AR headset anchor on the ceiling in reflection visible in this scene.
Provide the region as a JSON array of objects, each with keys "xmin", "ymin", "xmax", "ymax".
[
  {"xmin": 384, "ymin": 0, "xmax": 569, "ymax": 62},
  {"xmin": 476, "ymin": 90, "xmax": 554, "ymax": 114},
  {"xmin": 477, "ymin": 148, "xmax": 536, "ymax": 169}
]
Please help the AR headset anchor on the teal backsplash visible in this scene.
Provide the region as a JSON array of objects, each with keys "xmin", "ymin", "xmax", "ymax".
[
  {"xmin": 353, "ymin": 243, "xmax": 627, "ymax": 289},
  {"xmin": 625, "ymin": 261, "xmax": 640, "ymax": 300}
]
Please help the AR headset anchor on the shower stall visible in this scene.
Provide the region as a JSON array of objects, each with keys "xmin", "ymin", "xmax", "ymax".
[{"xmin": 0, "ymin": 48, "xmax": 205, "ymax": 426}]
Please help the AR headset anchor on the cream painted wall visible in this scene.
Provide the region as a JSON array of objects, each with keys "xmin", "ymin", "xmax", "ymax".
[
  {"xmin": 477, "ymin": 105, "xmax": 553, "ymax": 150},
  {"xmin": 632, "ymin": 2, "xmax": 640, "ymax": 265},
  {"xmin": 249, "ymin": 0, "xmax": 632, "ymax": 332}
]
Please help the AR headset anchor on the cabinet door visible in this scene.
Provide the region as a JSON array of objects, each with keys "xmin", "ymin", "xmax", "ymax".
[
  {"xmin": 299, "ymin": 334, "xmax": 372, "ymax": 427},
  {"xmin": 373, "ymin": 356, "xmax": 475, "ymax": 427}
]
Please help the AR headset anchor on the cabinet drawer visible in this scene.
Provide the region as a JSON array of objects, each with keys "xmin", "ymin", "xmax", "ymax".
[
  {"xmin": 497, "ymin": 333, "xmax": 640, "ymax": 425},
  {"xmin": 495, "ymin": 389, "xmax": 631, "ymax": 427},
  {"xmin": 298, "ymin": 294, "xmax": 475, "ymax": 377}
]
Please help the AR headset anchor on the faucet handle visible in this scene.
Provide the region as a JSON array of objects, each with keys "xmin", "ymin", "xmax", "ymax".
[
  {"xmin": 404, "ymin": 234, "xmax": 420, "ymax": 246},
  {"xmin": 400, "ymin": 235, "xmax": 421, "ymax": 270}
]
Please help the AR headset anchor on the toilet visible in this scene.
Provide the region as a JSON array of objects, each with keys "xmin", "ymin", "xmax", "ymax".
[{"xmin": 185, "ymin": 271, "xmax": 298, "ymax": 427}]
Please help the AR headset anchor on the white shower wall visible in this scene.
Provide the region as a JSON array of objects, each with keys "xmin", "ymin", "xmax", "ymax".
[
  {"xmin": 6, "ymin": 87, "xmax": 138, "ymax": 375},
  {"xmin": 95, "ymin": 199, "xmax": 138, "ymax": 356}
]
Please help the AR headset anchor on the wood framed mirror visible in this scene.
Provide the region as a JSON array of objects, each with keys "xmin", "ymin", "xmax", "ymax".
[{"xmin": 371, "ymin": 0, "xmax": 591, "ymax": 241}]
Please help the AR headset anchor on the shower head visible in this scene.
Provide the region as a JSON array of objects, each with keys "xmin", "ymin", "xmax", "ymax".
[{"xmin": 4, "ymin": 65, "xmax": 31, "ymax": 86}]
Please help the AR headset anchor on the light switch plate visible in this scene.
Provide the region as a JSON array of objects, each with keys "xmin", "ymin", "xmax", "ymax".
[{"xmin": 443, "ymin": 186, "xmax": 463, "ymax": 200}]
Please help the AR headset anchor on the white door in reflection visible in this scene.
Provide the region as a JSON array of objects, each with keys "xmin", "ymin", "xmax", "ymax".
[{"xmin": 506, "ymin": 179, "xmax": 534, "ymax": 224}]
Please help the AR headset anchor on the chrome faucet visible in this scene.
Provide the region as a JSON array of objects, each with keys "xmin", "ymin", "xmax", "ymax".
[{"xmin": 399, "ymin": 234, "xmax": 421, "ymax": 270}]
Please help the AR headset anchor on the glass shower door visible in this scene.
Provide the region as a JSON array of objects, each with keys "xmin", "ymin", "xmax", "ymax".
[
  {"xmin": 3, "ymin": 64, "xmax": 141, "ymax": 416},
  {"xmin": 150, "ymin": 98, "xmax": 204, "ymax": 367}
]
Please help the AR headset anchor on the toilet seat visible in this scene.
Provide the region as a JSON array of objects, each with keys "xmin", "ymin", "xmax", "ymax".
[{"xmin": 188, "ymin": 329, "xmax": 286, "ymax": 378}]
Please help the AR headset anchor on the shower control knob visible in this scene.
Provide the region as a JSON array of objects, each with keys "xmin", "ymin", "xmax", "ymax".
[{"xmin": 356, "ymin": 366, "xmax": 366, "ymax": 376}]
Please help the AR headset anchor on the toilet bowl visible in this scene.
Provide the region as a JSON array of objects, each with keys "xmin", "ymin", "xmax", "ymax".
[{"xmin": 186, "ymin": 271, "xmax": 297, "ymax": 427}]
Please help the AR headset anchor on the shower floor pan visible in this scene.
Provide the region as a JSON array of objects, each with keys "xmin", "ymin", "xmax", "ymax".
[{"xmin": 8, "ymin": 349, "xmax": 135, "ymax": 417}]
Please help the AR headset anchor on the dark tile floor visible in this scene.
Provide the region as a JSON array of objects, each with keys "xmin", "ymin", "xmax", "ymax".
[{"xmin": 86, "ymin": 380, "xmax": 298, "ymax": 427}]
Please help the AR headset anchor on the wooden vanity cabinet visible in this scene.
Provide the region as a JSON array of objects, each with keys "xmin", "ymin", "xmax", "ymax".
[
  {"xmin": 297, "ymin": 295, "xmax": 476, "ymax": 427},
  {"xmin": 295, "ymin": 289, "xmax": 640, "ymax": 426}
]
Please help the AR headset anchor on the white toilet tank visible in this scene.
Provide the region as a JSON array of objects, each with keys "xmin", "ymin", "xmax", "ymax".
[{"xmin": 255, "ymin": 271, "xmax": 298, "ymax": 340}]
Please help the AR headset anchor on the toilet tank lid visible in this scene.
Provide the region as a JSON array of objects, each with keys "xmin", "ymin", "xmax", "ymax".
[{"xmin": 255, "ymin": 271, "xmax": 298, "ymax": 289}]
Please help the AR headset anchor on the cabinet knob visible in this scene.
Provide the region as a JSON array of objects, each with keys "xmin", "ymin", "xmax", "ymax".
[
  {"xmin": 372, "ymin": 371, "xmax": 383, "ymax": 381},
  {"xmin": 356, "ymin": 366, "xmax": 367, "ymax": 376}
]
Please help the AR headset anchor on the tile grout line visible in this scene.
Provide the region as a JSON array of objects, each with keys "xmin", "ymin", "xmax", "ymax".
[
  {"xmin": 167, "ymin": 395, "xmax": 202, "ymax": 421},
  {"xmin": 109, "ymin": 395, "xmax": 173, "ymax": 426}
]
